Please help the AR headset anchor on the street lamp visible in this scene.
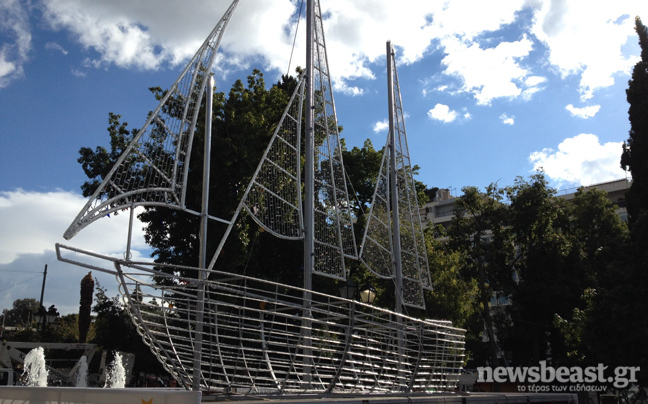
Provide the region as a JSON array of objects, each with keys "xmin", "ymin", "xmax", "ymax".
[
  {"xmin": 339, "ymin": 279, "xmax": 357, "ymax": 300},
  {"xmin": 359, "ymin": 284, "xmax": 377, "ymax": 304},
  {"xmin": 34, "ymin": 307, "xmax": 58, "ymax": 340}
]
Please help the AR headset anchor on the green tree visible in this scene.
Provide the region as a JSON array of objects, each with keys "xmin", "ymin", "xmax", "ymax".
[
  {"xmin": 444, "ymin": 173, "xmax": 631, "ymax": 368},
  {"xmin": 447, "ymin": 183, "xmax": 516, "ymax": 366},
  {"xmin": 49, "ymin": 313, "xmax": 95, "ymax": 343},
  {"xmin": 91, "ymin": 281, "xmax": 133, "ymax": 351},
  {"xmin": 499, "ymin": 178, "xmax": 630, "ymax": 368},
  {"xmin": 78, "ymin": 112, "xmax": 136, "ymax": 198},
  {"xmin": 425, "ymin": 227, "xmax": 479, "ymax": 328},
  {"xmin": 91, "ymin": 281, "xmax": 166, "ymax": 376},
  {"xmin": 343, "ymin": 139, "xmax": 383, "ymax": 213},
  {"xmin": 621, "ymin": 17, "xmax": 648, "ymax": 226},
  {"xmin": 618, "ymin": 16, "xmax": 648, "ymax": 386},
  {"xmin": 3, "ymin": 298, "xmax": 40, "ymax": 327},
  {"xmin": 500, "ymin": 174, "xmax": 574, "ymax": 365}
]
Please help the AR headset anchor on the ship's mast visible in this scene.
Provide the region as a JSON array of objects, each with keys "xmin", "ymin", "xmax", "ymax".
[
  {"xmin": 303, "ymin": 0, "xmax": 315, "ymax": 385},
  {"xmin": 386, "ymin": 41, "xmax": 403, "ymax": 316},
  {"xmin": 193, "ymin": 74, "xmax": 215, "ymax": 391},
  {"xmin": 387, "ymin": 41, "xmax": 405, "ymax": 388}
]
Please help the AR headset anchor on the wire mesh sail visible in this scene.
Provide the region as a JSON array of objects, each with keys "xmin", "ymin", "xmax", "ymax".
[
  {"xmin": 63, "ymin": 1, "xmax": 240, "ymax": 240},
  {"xmin": 360, "ymin": 46, "xmax": 432, "ymax": 309},
  {"xmin": 242, "ymin": 79, "xmax": 305, "ymax": 239},
  {"xmin": 204, "ymin": 0, "xmax": 358, "ymax": 279},
  {"xmin": 311, "ymin": 0, "xmax": 358, "ymax": 279}
]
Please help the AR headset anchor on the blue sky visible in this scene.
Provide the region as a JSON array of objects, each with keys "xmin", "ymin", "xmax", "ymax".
[{"xmin": 1, "ymin": 0, "xmax": 646, "ymax": 314}]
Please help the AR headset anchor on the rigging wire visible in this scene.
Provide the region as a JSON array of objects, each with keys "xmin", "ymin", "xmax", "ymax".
[
  {"xmin": 344, "ymin": 169, "xmax": 367, "ymax": 218},
  {"xmin": 0, "ymin": 269, "xmax": 42, "ymax": 273},
  {"xmin": 0, "ymin": 274, "xmax": 43, "ymax": 293},
  {"xmin": 286, "ymin": 0, "xmax": 305, "ymax": 77}
]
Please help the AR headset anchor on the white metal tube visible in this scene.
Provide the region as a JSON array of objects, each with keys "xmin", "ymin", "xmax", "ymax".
[
  {"xmin": 302, "ymin": 0, "xmax": 314, "ymax": 387},
  {"xmin": 387, "ymin": 41, "xmax": 406, "ymax": 389},
  {"xmin": 193, "ymin": 74, "xmax": 214, "ymax": 391},
  {"xmin": 387, "ymin": 41, "xmax": 403, "ymax": 316}
]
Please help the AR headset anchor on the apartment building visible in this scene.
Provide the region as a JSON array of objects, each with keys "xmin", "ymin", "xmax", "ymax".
[{"xmin": 421, "ymin": 178, "xmax": 631, "ymax": 231}]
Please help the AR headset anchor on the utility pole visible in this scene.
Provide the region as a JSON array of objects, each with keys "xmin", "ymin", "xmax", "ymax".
[{"xmin": 38, "ymin": 264, "xmax": 48, "ymax": 340}]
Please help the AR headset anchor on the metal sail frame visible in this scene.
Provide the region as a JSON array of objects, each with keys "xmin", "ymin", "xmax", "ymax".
[
  {"xmin": 56, "ymin": 0, "xmax": 466, "ymax": 394},
  {"xmin": 200, "ymin": 0, "xmax": 357, "ymax": 290},
  {"xmin": 359, "ymin": 42, "xmax": 433, "ymax": 310},
  {"xmin": 62, "ymin": 0, "xmax": 240, "ymax": 241}
]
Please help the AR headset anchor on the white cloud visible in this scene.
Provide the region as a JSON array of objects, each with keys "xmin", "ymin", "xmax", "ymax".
[
  {"xmin": 336, "ymin": 81, "xmax": 364, "ymax": 96},
  {"xmin": 521, "ymin": 75, "xmax": 547, "ymax": 99},
  {"xmin": 500, "ymin": 113, "xmax": 515, "ymax": 125},
  {"xmin": 0, "ymin": 0, "xmax": 31, "ymax": 88},
  {"xmin": 529, "ymin": 133, "xmax": 626, "ymax": 187},
  {"xmin": 33, "ymin": 0, "xmax": 647, "ymax": 103},
  {"xmin": 9, "ymin": 0, "xmax": 646, "ymax": 105},
  {"xmin": 428, "ymin": 103, "xmax": 458, "ymax": 123},
  {"xmin": 373, "ymin": 119, "xmax": 389, "ymax": 133},
  {"xmin": 40, "ymin": 1, "xmax": 292, "ymax": 70},
  {"xmin": 440, "ymin": 35, "xmax": 535, "ymax": 105},
  {"xmin": 0, "ymin": 190, "xmax": 149, "ymax": 314},
  {"xmin": 565, "ymin": 104, "xmax": 601, "ymax": 119},
  {"xmin": 34, "ymin": 0, "xmax": 533, "ymax": 93},
  {"xmin": 525, "ymin": 75, "xmax": 547, "ymax": 87},
  {"xmin": 0, "ymin": 190, "xmax": 148, "ymax": 264},
  {"xmin": 531, "ymin": 1, "xmax": 648, "ymax": 100},
  {"xmin": 45, "ymin": 42, "xmax": 68, "ymax": 55},
  {"xmin": 71, "ymin": 68, "xmax": 86, "ymax": 77}
]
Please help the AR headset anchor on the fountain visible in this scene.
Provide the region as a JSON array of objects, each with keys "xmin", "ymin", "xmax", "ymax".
[
  {"xmin": 22, "ymin": 347, "xmax": 48, "ymax": 387},
  {"xmin": 104, "ymin": 352, "xmax": 125, "ymax": 388},
  {"xmin": 75, "ymin": 355, "xmax": 88, "ymax": 388},
  {"xmin": 0, "ymin": 345, "xmax": 201, "ymax": 404}
]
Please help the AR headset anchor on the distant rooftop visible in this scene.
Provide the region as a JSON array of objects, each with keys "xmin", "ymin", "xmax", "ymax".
[{"xmin": 556, "ymin": 178, "xmax": 631, "ymax": 197}]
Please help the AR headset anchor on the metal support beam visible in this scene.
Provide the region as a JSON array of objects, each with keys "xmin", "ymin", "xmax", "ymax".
[
  {"xmin": 192, "ymin": 74, "xmax": 214, "ymax": 391},
  {"xmin": 302, "ymin": 0, "xmax": 315, "ymax": 388},
  {"xmin": 387, "ymin": 40, "xmax": 405, "ymax": 390}
]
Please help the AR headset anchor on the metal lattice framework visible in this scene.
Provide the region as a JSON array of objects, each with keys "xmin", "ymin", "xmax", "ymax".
[
  {"xmin": 242, "ymin": 80, "xmax": 306, "ymax": 240},
  {"xmin": 56, "ymin": 246, "xmax": 465, "ymax": 393},
  {"xmin": 360, "ymin": 43, "xmax": 432, "ymax": 309},
  {"xmin": 310, "ymin": 0, "xmax": 358, "ymax": 279},
  {"xmin": 63, "ymin": 1, "xmax": 240, "ymax": 240},
  {"xmin": 57, "ymin": 0, "xmax": 466, "ymax": 394}
]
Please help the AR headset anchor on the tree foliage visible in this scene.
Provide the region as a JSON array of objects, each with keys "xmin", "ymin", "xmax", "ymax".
[
  {"xmin": 91, "ymin": 281, "xmax": 166, "ymax": 375},
  {"xmin": 442, "ymin": 173, "xmax": 632, "ymax": 369},
  {"xmin": 615, "ymin": 16, "xmax": 648, "ymax": 385},
  {"xmin": 3, "ymin": 298, "xmax": 40, "ymax": 327},
  {"xmin": 447, "ymin": 182, "xmax": 516, "ymax": 366},
  {"xmin": 621, "ymin": 17, "xmax": 648, "ymax": 225}
]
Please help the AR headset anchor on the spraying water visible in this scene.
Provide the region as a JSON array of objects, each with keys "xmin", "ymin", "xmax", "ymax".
[
  {"xmin": 76, "ymin": 355, "xmax": 88, "ymax": 387},
  {"xmin": 23, "ymin": 347, "xmax": 48, "ymax": 387},
  {"xmin": 104, "ymin": 352, "xmax": 125, "ymax": 388}
]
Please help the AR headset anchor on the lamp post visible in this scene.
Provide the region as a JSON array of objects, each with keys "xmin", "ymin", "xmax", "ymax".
[
  {"xmin": 339, "ymin": 279, "xmax": 357, "ymax": 300},
  {"xmin": 359, "ymin": 284, "xmax": 377, "ymax": 305},
  {"xmin": 34, "ymin": 308, "xmax": 57, "ymax": 341}
]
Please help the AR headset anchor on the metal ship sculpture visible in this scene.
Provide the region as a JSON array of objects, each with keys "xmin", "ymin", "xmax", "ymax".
[{"xmin": 57, "ymin": 0, "xmax": 465, "ymax": 394}]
